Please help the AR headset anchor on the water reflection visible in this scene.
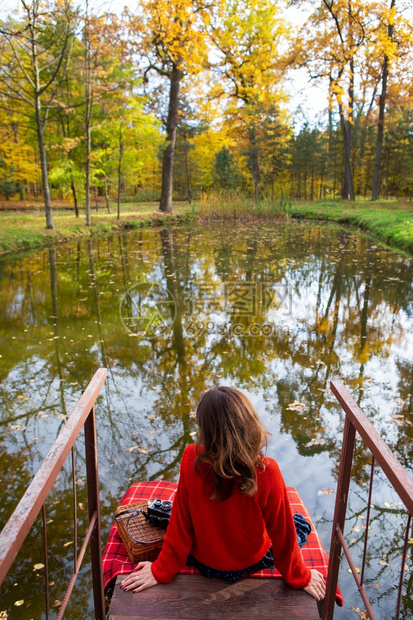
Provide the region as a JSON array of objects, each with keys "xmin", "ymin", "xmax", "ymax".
[{"xmin": 0, "ymin": 221, "xmax": 411, "ymax": 618}]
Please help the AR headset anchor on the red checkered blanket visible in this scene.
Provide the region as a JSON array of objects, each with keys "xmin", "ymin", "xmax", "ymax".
[{"xmin": 102, "ymin": 480, "xmax": 343, "ymax": 606}]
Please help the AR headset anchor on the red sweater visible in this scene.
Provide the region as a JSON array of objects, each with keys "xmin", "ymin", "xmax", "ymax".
[{"xmin": 151, "ymin": 445, "xmax": 311, "ymax": 589}]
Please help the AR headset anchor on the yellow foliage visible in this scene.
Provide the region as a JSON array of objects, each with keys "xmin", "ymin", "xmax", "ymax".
[
  {"xmin": 189, "ymin": 128, "xmax": 233, "ymax": 189},
  {"xmin": 134, "ymin": 0, "xmax": 208, "ymax": 74},
  {"xmin": 0, "ymin": 121, "xmax": 40, "ymax": 190}
]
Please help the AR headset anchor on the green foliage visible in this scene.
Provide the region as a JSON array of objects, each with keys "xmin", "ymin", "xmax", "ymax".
[{"xmin": 213, "ymin": 146, "xmax": 239, "ymax": 190}]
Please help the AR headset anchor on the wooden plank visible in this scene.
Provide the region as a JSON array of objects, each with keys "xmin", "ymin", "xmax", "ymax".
[{"xmin": 108, "ymin": 574, "xmax": 321, "ymax": 620}]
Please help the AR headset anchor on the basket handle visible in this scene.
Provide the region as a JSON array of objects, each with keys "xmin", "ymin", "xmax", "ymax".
[{"xmin": 115, "ymin": 508, "xmax": 165, "ymax": 545}]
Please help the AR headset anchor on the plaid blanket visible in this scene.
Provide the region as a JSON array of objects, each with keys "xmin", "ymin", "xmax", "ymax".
[{"xmin": 102, "ymin": 480, "xmax": 343, "ymax": 606}]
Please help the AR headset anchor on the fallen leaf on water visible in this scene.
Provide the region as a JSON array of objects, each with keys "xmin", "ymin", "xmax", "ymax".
[
  {"xmin": 138, "ymin": 448, "xmax": 150, "ymax": 454},
  {"xmin": 10, "ymin": 425, "xmax": 26, "ymax": 431},
  {"xmin": 190, "ymin": 432, "xmax": 197, "ymax": 436},
  {"xmin": 379, "ymin": 560, "xmax": 389, "ymax": 566},
  {"xmin": 408, "ymin": 538, "xmax": 413, "ymax": 544},
  {"xmin": 318, "ymin": 488, "xmax": 334, "ymax": 496},
  {"xmin": 287, "ymin": 401, "xmax": 307, "ymax": 412},
  {"xmin": 14, "ymin": 601, "xmax": 24, "ymax": 607},
  {"xmin": 63, "ymin": 541, "xmax": 73, "ymax": 547},
  {"xmin": 395, "ymin": 398, "xmax": 405, "ymax": 406},
  {"xmin": 305, "ymin": 438, "xmax": 325, "ymax": 448},
  {"xmin": 52, "ymin": 600, "xmax": 62, "ymax": 608},
  {"xmin": 0, "ymin": 611, "xmax": 8, "ymax": 619},
  {"xmin": 352, "ymin": 607, "xmax": 368, "ymax": 620},
  {"xmin": 374, "ymin": 583, "xmax": 381, "ymax": 588},
  {"xmin": 348, "ymin": 567, "xmax": 360, "ymax": 574},
  {"xmin": 126, "ymin": 446, "xmax": 139, "ymax": 452},
  {"xmin": 33, "ymin": 563, "xmax": 44, "ymax": 571}
]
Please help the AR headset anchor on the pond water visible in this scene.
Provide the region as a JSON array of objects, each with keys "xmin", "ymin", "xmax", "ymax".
[{"xmin": 0, "ymin": 221, "xmax": 412, "ymax": 619}]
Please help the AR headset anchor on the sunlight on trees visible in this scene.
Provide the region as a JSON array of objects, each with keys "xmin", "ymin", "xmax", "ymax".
[{"xmin": 0, "ymin": 0, "xmax": 412, "ymax": 217}]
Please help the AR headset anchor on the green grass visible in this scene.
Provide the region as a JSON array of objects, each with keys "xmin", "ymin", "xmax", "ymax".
[
  {"xmin": 0, "ymin": 197, "xmax": 412, "ymax": 256},
  {"xmin": 0, "ymin": 201, "xmax": 195, "ymax": 255},
  {"xmin": 289, "ymin": 199, "xmax": 413, "ymax": 253}
]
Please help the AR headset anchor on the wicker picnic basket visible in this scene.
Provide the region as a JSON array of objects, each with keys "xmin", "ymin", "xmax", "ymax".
[{"xmin": 115, "ymin": 500, "xmax": 167, "ymax": 564}]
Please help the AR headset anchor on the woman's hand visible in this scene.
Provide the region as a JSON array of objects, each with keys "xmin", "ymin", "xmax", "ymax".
[
  {"xmin": 303, "ymin": 569, "xmax": 326, "ymax": 601},
  {"xmin": 121, "ymin": 561, "xmax": 158, "ymax": 593}
]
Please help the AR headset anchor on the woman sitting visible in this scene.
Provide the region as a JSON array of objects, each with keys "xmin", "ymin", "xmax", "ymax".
[{"xmin": 121, "ymin": 386, "xmax": 326, "ymax": 602}]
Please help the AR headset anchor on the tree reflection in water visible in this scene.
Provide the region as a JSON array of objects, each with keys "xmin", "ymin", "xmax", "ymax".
[{"xmin": 0, "ymin": 221, "xmax": 411, "ymax": 618}]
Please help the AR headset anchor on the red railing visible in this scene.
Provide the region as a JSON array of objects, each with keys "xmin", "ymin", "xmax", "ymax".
[
  {"xmin": 323, "ymin": 379, "xmax": 413, "ymax": 620},
  {"xmin": 0, "ymin": 367, "xmax": 108, "ymax": 619}
]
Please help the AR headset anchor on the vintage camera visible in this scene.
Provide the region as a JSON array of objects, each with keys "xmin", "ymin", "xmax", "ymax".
[{"xmin": 146, "ymin": 499, "xmax": 172, "ymax": 529}]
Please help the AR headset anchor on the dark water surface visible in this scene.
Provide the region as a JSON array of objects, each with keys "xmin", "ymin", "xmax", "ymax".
[{"xmin": 0, "ymin": 221, "xmax": 412, "ymax": 619}]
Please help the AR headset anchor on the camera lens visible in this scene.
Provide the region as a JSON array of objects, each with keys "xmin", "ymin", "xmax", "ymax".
[
  {"xmin": 161, "ymin": 501, "xmax": 172, "ymax": 511},
  {"xmin": 154, "ymin": 499, "xmax": 162, "ymax": 507}
]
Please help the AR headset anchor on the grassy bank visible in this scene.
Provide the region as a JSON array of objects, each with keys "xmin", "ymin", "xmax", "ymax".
[
  {"xmin": 0, "ymin": 198, "xmax": 412, "ymax": 256},
  {"xmin": 289, "ymin": 200, "xmax": 413, "ymax": 254},
  {"xmin": 0, "ymin": 202, "xmax": 195, "ymax": 255}
]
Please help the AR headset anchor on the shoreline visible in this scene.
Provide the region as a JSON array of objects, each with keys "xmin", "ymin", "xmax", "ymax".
[{"xmin": 0, "ymin": 200, "xmax": 412, "ymax": 258}]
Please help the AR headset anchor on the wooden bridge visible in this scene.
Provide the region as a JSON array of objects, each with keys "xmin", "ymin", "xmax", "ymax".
[
  {"xmin": 0, "ymin": 368, "xmax": 412, "ymax": 619},
  {"xmin": 108, "ymin": 574, "xmax": 322, "ymax": 620}
]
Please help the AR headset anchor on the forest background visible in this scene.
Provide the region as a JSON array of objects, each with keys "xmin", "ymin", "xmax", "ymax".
[{"xmin": 0, "ymin": 0, "xmax": 412, "ymax": 238}]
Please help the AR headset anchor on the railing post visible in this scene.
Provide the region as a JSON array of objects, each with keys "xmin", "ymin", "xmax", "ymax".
[
  {"xmin": 85, "ymin": 405, "xmax": 105, "ymax": 620},
  {"xmin": 323, "ymin": 413, "xmax": 356, "ymax": 620}
]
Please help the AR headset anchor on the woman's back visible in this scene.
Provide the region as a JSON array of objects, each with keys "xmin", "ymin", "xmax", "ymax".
[{"xmin": 151, "ymin": 444, "xmax": 310, "ymax": 589}]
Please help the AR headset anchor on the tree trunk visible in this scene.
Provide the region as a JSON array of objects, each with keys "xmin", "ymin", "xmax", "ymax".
[
  {"xmin": 311, "ymin": 165, "xmax": 315, "ymax": 200},
  {"xmin": 184, "ymin": 135, "xmax": 192, "ymax": 204},
  {"xmin": 117, "ymin": 127, "xmax": 124, "ymax": 220},
  {"xmin": 70, "ymin": 164, "xmax": 79, "ymax": 217},
  {"xmin": 85, "ymin": 116, "xmax": 91, "ymax": 225},
  {"xmin": 372, "ymin": 0, "xmax": 395, "ymax": 201},
  {"xmin": 159, "ymin": 63, "xmax": 182, "ymax": 213},
  {"xmin": 84, "ymin": 7, "xmax": 92, "ymax": 227},
  {"xmin": 35, "ymin": 94, "xmax": 54, "ymax": 229},
  {"xmin": 248, "ymin": 125, "xmax": 260, "ymax": 200},
  {"xmin": 104, "ymin": 177, "xmax": 111, "ymax": 213},
  {"xmin": 340, "ymin": 109, "xmax": 354, "ymax": 200}
]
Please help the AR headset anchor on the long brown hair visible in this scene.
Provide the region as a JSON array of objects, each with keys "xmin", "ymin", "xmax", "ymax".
[{"xmin": 195, "ymin": 386, "xmax": 268, "ymax": 500}]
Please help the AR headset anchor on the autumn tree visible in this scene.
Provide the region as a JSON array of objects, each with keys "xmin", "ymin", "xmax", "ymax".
[
  {"xmin": 80, "ymin": 9, "xmax": 133, "ymax": 225},
  {"xmin": 206, "ymin": 0, "xmax": 288, "ymax": 199},
  {"xmin": 292, "ymin": 0, "xmax": 373, "ymax": 201},
  {"xmin": 0, "ymin": 105, "xmax": 39, "ymax": 199},
  {"xmin": 92, "ymin": 97, "xmax": 163, "ymax": 215},
  {"xmin": 127, "ymin": 0, "xmax": 208, "ymax": 213},
  {"xmin": 369, "ymin": 0, "xmax": 411, "ymax": 200},
  {"xmin": 0, "ymin": 0, "xmax": 76, "ymax": 227}
]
